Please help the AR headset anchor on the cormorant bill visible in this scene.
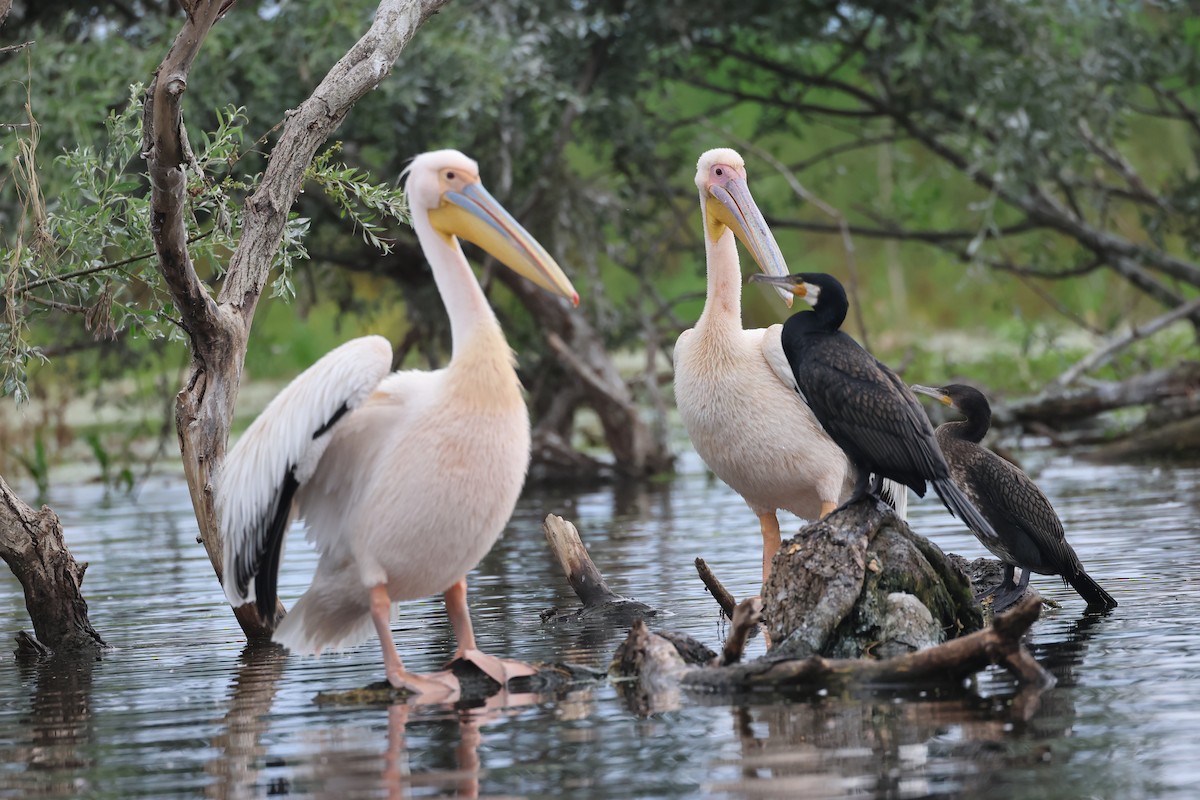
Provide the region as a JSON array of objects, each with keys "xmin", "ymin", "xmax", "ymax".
[
  {"xmin": 911, "ymin": 383, "xmax": 1118, "ymax": 612},
  {"xmin": 748, "ymin": 272, "xmax": 997, "ymax": 542}
]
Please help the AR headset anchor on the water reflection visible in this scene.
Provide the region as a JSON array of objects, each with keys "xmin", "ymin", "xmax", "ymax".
[
  {"xmin": 5, "ymin": 653, "xmax": 99, "ymax": 798},
  {"xmin": 206, "ymin": 643, "xmax": 287, "ymax": 800},
  {"xmin": 0, "ymin": 456, "xmax": 1198, "ymax": 798}
]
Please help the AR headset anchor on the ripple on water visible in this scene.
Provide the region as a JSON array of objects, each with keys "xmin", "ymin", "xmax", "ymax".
[{"xmin": 0, "ymin": 456, "xmax": 1198, "ymax": 798}]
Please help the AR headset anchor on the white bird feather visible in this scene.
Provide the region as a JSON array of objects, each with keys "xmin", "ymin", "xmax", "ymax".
[{"xmin": 215, "ymin": 150, "xmax": 578, "ymax": 690}]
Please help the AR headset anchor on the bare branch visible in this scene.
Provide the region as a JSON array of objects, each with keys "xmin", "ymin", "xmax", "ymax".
[
  {"xmin": 1075, "ymin": 118, "xmax": 1164, "ymax": 208},
  {"xmin": 1053, "ymin": 296, "xmax": 1200, "ymax": 388},
  {"xmin": 219, "ymin": 0, "xmax": 453, "ymax": 318}
]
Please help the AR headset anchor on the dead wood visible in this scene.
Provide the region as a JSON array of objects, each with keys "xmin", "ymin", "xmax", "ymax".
[
  {"xmin": 1051, "ymin": 297, "xmax": 1200, "ymax": 389},
  {"xmin": 694, "ymin": 557, "xmax": 737, "ymax": 619},
  {"xmin": 995, "ymin": 361, "xmax": 1200, "ymax": 429},
  {"xmin": 718, "ymin": 597, "xmax": 763, "ymax": 666},
  {"xmin": 763, "ymin": 501, "xmax": 981, "ymax": 660},
  {"xmin": 615, "ymin": 594, "xmax": 1051, "ymax": 697},
  {"xmin": 507, "ymin": 278, "xmax": 673, "ymax": 479},
  {"xmin": 142, "ymin": 0, "xmax": 450, "ymax": 639},
  {"xmin": 540, "ymin": 512, "xmax": 1051, "ymax": 714},
  {"xmin": 0, "ymin": 475, "xmax": 104, "ymax": 655},
  {"xmin": 539, "ymin": 515, "xmax": 657, "ymax": 624}
]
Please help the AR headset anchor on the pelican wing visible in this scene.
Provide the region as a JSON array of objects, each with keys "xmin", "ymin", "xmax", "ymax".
[
  {"xmin": 218, "ymin": 336, "xmax": 393, "ymax": 615},
  {"xmin": 760, "ymin": 323, "xmax": 808, "ymax": 405}
]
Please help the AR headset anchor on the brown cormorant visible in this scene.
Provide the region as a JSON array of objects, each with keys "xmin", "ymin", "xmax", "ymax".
[
  {"xmin": 911, "ymin": 383, "xmax": 1118, "ymax": 612},
  {"xmin": 749, "ymin": 272, "xmax": 996, "ymax": 541}
]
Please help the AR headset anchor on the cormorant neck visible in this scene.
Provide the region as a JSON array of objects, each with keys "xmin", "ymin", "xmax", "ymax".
[
  {"xmin": 943, "ymin": 413, "xmax": 990, "ymax": 444},
  {"xmin": 812, "ymin": 294, "xmax": 848, "ymax": 332},
  {"xmin": 788, "ymin": 286, "xmax": 848, "ymax": 335}
]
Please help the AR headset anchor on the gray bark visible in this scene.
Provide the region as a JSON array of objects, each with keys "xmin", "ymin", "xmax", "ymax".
[
  {"xmin": 143, "ymin": 0, "xmax": 452, "ymax": 639},
  {"xmin": 0, "ymin": 475, "xmax": 104, "ymax": 655}
]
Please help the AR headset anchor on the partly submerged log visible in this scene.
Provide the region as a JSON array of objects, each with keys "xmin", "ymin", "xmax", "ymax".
[
  {"xmin": 612, "ymin": 593, "xmax": 1052, "ymax": 696},
  {"xmin": 0, "ymin": 475, "xmax": 105, "ymax": 656},
  {"xmin": 763, "ymin": 500, "xmax": 983, "ymax": 660},
  {"xmin": 538, "ymin": 514, "xmax": 658, "ymax": 625}
]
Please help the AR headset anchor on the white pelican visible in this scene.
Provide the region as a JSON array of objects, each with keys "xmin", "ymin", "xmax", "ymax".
[
  {"xmin": 217, "ymin": 149, "xmax": 578, "ymax": 697},
  {"xmin": 673, "ymin": 148, "xmax": 906, "ymax": 584}
]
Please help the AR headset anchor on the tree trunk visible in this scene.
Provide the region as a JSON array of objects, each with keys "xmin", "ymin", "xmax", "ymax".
[
  {"xmin": 0, "ymin": 475, "xmax": 104, "ymax": 655},
  {"xmin": 143, "ymin": 0, "xmax": 451, "ymax": 639},
  {"xmin": 499, "ymin": 271, "xmax": 674, "ymax": 478},
  {"xmin": 762, "ymin": 500, "xmax": 983, "ymax": 660}
]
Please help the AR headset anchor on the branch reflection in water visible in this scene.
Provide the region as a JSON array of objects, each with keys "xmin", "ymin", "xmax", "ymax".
[
  {"xmin": 206, "ymin": 642, "xmax": 287, "ymax": 799},
  {"xmin": 706, "ymin": 609, "xmax": 1114, "ymax": 798},
  {"xmin": 9, "ymin": 652, "xmax": 98, "ymax": 797}
]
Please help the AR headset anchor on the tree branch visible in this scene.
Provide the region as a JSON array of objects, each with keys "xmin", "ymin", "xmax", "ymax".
[
  {"xmin": 143, "ymin": 0, "xmax": 229, "ymax": 352},
  {"xmin": 1053, "ymin": 296, "xmax": 1200, "ymax": 388},
  {"xmin": 219, "ymin": 0, "xmax": 453, "ymax": 317}
]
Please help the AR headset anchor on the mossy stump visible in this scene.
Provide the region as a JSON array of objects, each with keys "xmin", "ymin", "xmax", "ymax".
[{"xmin": 763, "ymin": 500, "xmax": 984, "ymax": 660}]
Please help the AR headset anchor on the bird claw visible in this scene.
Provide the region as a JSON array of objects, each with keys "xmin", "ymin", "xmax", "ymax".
[{"xmin": 449, "ymin": 648, "xmax": 538, "ymax": 687}]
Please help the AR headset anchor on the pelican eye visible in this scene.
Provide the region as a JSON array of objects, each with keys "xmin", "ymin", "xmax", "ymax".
[
  {"xmin": 715, "ymin": 167, "xmax": 724, "ymax": 176},
  {"xmin": 445, "ymin": 171, "xmax": 456, "ymax": 180}
]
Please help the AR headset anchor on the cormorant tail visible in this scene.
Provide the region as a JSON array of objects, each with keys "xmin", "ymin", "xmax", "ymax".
[
  {"xmin": 1068, "ymin": 569, "xmax": 1118, "ymax": 610},
  {"xmin": 931, "ymin": 477, "xmax": 1000, "ymax": 544}
]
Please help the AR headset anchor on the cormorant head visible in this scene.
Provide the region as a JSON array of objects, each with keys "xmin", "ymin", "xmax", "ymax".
[
  {"xmin": 911, "ymin": 384, "xmax": 993, "ymax": 431},
  {"xmin": 748, "ymin": 271, "xmax": 847, "ymax": 313}
]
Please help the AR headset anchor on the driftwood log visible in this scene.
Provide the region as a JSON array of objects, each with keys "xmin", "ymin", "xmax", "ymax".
[
  {"xmin": 538, "ymin": 514, "xmax": 659, "ymax": 626},
  {"xmin": 763, "ymin": 501, "xmax": 983, "ymax": 660},
  {"xmin": 991, "ymin": 361, "xmax": 1200, "ymax": 455},
  {"xmin": 613, "ymin": 593, "xmax": 1050, "ymax": 695},
  {"xmin": 321, "ymin": 510, "xmax": 1053, "ymax": 708},
  {"xmin": 0, "ymin": 475, "xmax": 104, "ymax": 655}
]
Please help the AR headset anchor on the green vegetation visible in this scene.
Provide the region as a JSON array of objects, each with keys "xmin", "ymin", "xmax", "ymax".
[{"xmin": 2, "ymin": 0, "xmax": 1198, "ymax": 486}]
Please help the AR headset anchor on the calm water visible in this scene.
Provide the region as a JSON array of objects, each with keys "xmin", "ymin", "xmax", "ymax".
[{"xmin": 1, "ymin": 449, "xmax": 1198, "ymax": 799}]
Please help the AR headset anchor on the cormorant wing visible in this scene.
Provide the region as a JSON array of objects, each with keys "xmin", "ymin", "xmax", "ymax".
[
  {"xmin": 793, "ymin": 334, "xmax": 945, "ymax": 488},
  {"xmin": 217, "ymin": 335, "xmax": 393, "ymax": 612},
  {"xmin": 960, "ymin": 445, "xmax": 1072, "ymax": 571}
]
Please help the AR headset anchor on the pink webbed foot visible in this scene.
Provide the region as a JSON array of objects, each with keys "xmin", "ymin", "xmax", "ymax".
[
  {"xmin": 386, "ymin": 668, "xmax": 461, "ymax": 703},
  {"xmin": 449, "ymin": 648, "xmax": 538, "ymax": 687}
]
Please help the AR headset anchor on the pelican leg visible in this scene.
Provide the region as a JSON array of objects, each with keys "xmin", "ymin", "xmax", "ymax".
[
  {"xmin": 758, "ymin": 513, "xmax": 782, "ymax": 584},
  {"xmin": 444, "ymin": 578, "xmax": 537, "ymax": 687},
  {"xmin": 370, "ymin": 584, "xmax": 458, "ymax": 699},
  {"xmin": 818, "ymin": 500, "xmax": 838, "ymax": 519}
]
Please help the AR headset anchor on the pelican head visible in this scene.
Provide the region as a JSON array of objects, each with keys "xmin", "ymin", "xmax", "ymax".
[
  {"xmin": 695, "ymin": 148, "xmax": 791, "ymax": 306},
  {"xmin": 405, "ymin": 149, "xmax": 579, "ymax": 306}
]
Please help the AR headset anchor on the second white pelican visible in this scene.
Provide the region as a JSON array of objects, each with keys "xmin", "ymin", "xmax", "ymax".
[
  {"xmin": 674, "ymin": 148, "xmax": 905, "ymax": 584},
  {"xmin": 217, "ymin": 149, "xmax": 578, "ymax": 698}
]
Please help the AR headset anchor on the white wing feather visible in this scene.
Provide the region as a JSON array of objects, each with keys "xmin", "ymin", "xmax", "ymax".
[
  {"xmin": 760, "ymin": 323, "xmax": 808, "ymax": 405},
  {"xmin": 217, "ymin": 335, "xmax": 393, "ymax": 606}
]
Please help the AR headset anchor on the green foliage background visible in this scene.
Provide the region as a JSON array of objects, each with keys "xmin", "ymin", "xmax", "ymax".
[{"xmin": 2, "ymin": 0, "xmax": 1198, "ymax": 485}]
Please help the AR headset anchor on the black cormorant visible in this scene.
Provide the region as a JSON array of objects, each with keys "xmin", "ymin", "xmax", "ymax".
[
  {"xmin": 911, "ymin": 383, "xmax": 1118, "ymax": 611},
  {"xmin": 749, "ymin": 272, "xmax": 997, "ymax": 541}
]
